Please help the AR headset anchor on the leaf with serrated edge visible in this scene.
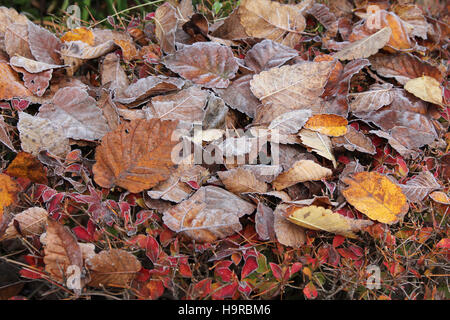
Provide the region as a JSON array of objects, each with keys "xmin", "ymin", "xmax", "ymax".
[
  {"xmin": 273, "ymin": 160, "xmax": 332, "ymax": 190},
  {"xmin": 400, "ymin": 171, "xmax": 441, "ymax": 203}
]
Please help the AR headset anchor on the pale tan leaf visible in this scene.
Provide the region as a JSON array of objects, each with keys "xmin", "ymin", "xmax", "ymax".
[
  {"xmin": 100, "ymin": 53, "xmax": 129, "ymax": 94},
  {"xmin": 1, "ymin": 207, "xmax": 48, "ymax": 240},
  {"xmin": 5, "ymin": 23, "xmax": 33, "ymax": 59},
  {"xmin": 268, "ymin": 109, "xmax": 312, "ymax": 134},
  {"xmin": 273, "ymin": 159, "xmax": 332, "ymax": 190},
  {"xmin": 273, "ymin": 204, "xmax": 305, "ymax": 248},
  {"xmin": 255, "ymin": 202, "xmax": 275, "ymax": 241},
  {"xmin": 333, "ymin": 27, "xmax": 392, "ymax": 60},
  {"xmin": 162, "ymin": 186, "xmax": 255, "ymax": 242},
  {"xmin": 10, "ymin": 55, "xmax": 63, "ymax": 73},
  {"xmin": 154, "ymin": 2, "xmax": 178, "ymax": 54},
  {"xmin": 287, "ymin": 205, "xmax": 373, "ymax": 238},
  {"xmin": 244, "ymin": 39, "xmax": 298, "ymax": 73},
  {"xmin": 0, "ymin": 6, "xmax": 29, "ymax": 35},
  {"xmin": 27, "ymin": 21, "xmax": 62, "ymax": 65},
  {"xmin": 404, "ymin": 76, "xmax": 443, "ymax": 105},
  {"xmin": 299, "ymin": 129, "xmax": 336, "ymax": 168},
  {"xmin": 86, "ymin": 249, "xmax": 141, "ymax": 288},
  {"xmin": 348, "ymin": 83, "xmax": 395, "ymax": 114},
  {"xmin": 218, "ymin": 167, "xmax": 268, "ymax": 194}
]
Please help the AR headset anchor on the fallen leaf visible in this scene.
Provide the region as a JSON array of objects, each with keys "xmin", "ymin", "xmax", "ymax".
[
  {"xmin": 218, "ymin": 167, "xmax": 268, "ymax": 194},
  {"xmin": 268, "ymin": 110, "xmax": 312, "ymax": 134},
  {"xmin": 86, "ymin": 249, "xmax": 141, "ymax": 288},
  {"xmin": 251, "ymin": 61, "xmax": 334, "ymax": 123},
  {"xmin": 0, "ymin": 61, "xmax": 31, "ymax": 99},
  {"xmin": 154, "ymin": 2, "xmax": 178, "ymax": 54},
  {"xmin": 11, "ymin": 66, "xmax": 52, "ymax": 97},
  {"xmin": 429, "ymin": 191, "xmax": 450, "ymax": 205},
  {"xmin": 341, "ymin": 171, "xmax": 409, "ymax": 224},
  {"xmin": 6, "ymin": 152, "xmax": 47, "ymax": 184},
  {"xmin": 392, "ymin": 3, "xmax": 430, "ymax": 40},
  {"xmin": 93, "ymin": 119, "xmax": 179, "ymax": 193},
  {"xmin": 60, "ymin": 27, "xmax": 95, "ymax": 45},
  {"xmin": 27, "ymin": 21, "xmax": 62, "ymax": 65},
  {"xmin": 332, "ymin": 125, "xmax": 376, "ymax": 155},
  {"xmin": 306, "ymin": 3, "xmax": 338, "ymax": 36},
  {"xmin": 238, "ymin": 0, "xmax": 306, "ymax": 48},
  {"xmin": 0, "ymin": 173, "xmax": 20, "ymax": 221},
  {"xmin": 5, "ymin": 23, "xmax": 33, "ymax": 59},
  {"xmin": 163, "ymin": 42, "xmax": 238, "ymax": 88},
  {"xmin": 304, "ymin": 114, "xmax": 348, "ymax": 137},
  {"xmin": 9, "ymin": 56, "xmax": 63, "ymax": 74},
  {"xmin": 0, "ymin": 7, "xmax": 29, "ymax": 35},
  {"xmin": 100, "ymin": 53, "xmax": 129, "ymax": 93},
  {"xmin": 333, "ymin": 27, "xmax": 392, "ymax": 60},
  {"xmin": 348, "ymin": 83, "xmax": 394, "ymax": 114},
  {"xmin": 17, "ymin": 112, "xmax": 70, "ymax": 157},
  {"xmin": 273, "ymin": 204, "xmax": 305, "ymax": 247},
  {"xmin": 244, "ymin": 39, "xmax": 298, "ymax": 73},
  {"xmin": 38, "ymin": 87, "xmax": 110, "ymax": 141},
  {"xmin": 162, "ymin": 186, "xmax": 255, "ymax": 242},
  {"xmin": 272, "ymin": 160, "xmax": 332, "ymax": 190},
  {"xmin": 1, "ymin": 207, "xmax": 48, "ymax": 240},
  {"xmin": 404, "ymin": 76, "xmax": 443, "ymax": 105},
  {"xmin": 287, "ymin": 205, "xmax": 373, "ymax": 238},
  {"xmin": 0, "ymin": 115, "xmax": 15, "ymax": 152},
  {"xmin": 400, "ymin": 171, "xmax": 441, "ymax": 203},
  {"xmin": 299, "ymin": 129, "xmax": 336, "ymax": 168},
  {"xmin": 255, "ymin": 202, "xmax": 276, "ymax": 241}
]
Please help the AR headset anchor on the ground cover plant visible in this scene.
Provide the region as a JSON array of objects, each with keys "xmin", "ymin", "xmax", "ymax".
[{"xmin": 0, "ymin": 0, "xmax": 448, "ymax": 300}]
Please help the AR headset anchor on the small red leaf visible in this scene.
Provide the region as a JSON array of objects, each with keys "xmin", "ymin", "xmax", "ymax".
[
  {"xmin": 145, "ymin": 236, "xmax": 160, "ymax": 263},
  {"xmin": 269, "ymin": 262, "xmax": 283, "ymax": 281},
  {"xmin": 332, "ymin": 235, "xmax": 345, "ymax": 248},
  {"xmin": 241, "ymin": 256, "xmax": 258, "ymax": 279},
  {"xmin": 303, "ymin": 281, "xmax": 318, "ymax": 299}
]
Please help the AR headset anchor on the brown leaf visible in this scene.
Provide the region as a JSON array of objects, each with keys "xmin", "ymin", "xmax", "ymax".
[
  {"xmin": 332, "ymin": 125, "xmax": 376, "ymax": 155},
  {"xmin": 114, "ymin": 39, "xmax": 139, "ymax": 62},
  {"xmin": 349, "ymin": 83, "xmax": 395, "ymax": 114},
  {"xmin": 100, "ymin": 53, "xmax": 129, "ymax": 94},
  {"xmin": 369, "ymin": 52, "xmax": 444, "ymax": 85},
  {"xmin": 43, "ymin": 219, "xmax": 84, "ymax": 285},
  {"xmin": 38, "ymin": 87, "xmax": 110, "ymax": 141},
  {"xmin": 255, "ymin": 202, "xmax": 276, "ymax": 241},
  {"xmin": 0, "ymin": 6, "xmax": 29, "ymax": 35},
  {"xmin": 0, "ymin": 61, "xmax": 31, "ymax": 99},
  {"xmin": 238, "ymin": 0, "xmax": 306, "ymax": 48},
  {"xmin": 27, "ymin": 21, "xmax": 62, "ymax": 65},
  {"xmin": 399, "ymin": 171, "xmax": 441, "ymax": 203},
  {"xmin": 93, "ymin": 119, "xmax": 179, "ymax": 193},
  {"xmin": 251, "ymin": 61, "xmax": 334, "ymax": 123},
  {"xmin": 114, "ymin": 75, "xmax": 184, "ymax": 104},
  {"xmin": 86, "ymin": 249, "xmax": 141, "ymax": 288},
  {"xmin": 11, "ymin": 65, "xmax": 52, "ymax": 97},
  {"xmin": 162, "ymin": 186, "xmax": 255, "ymax": 242},
  {"xmin": 273, "ymin": 159, "xmax": 332, "ymax": 190},
  {"xmin": 9, "ymin": 56, "xmax": 62, "ymax": 74},
  {"xmin": 268, "ymin": 109, "xmax": 312, "ymax": 134},
  {"xmin": 244, "ymin": 39, "xmax": 298, "ymax": 73},
  {"xmin": 0, "ymin": 115, "xmax": 15, "ymax": 152},
  {"xmin": 307, "ymin": 3, "xmax": 338, "ymax": 36},
  {"xmin": 273, "ymin": 204, "xmax": 305, "ymax": 248},
  {"xmin": 163, "ymin": 42, "xmax": 238, "ymax": 88},
  {"xmin": 218, "ymin": 167, "xmax": 268, "ymax": 194},
  {"xmin": 6, "ymin": 152, "xmax": 48, "ymax": 184},
  {"xmin": 392, "ymin": 3, "xmax": 430, "ymax": 40},
  {"xmin": 304, "ymin": 114, "xmax": 348, "ymax": 137},
  {"xmin": 1, "ymin": 207, "xmax": 48, "ymax": 240},
  {"xmin": 154, "ymin": 2, "xmax": 178, "ymax": 54},
  {"xmin": 5, "ymin": 23, "xmax": 33, "ymax": 59}
]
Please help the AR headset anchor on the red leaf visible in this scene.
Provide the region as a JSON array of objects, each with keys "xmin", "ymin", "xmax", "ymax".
[
  {"xmin": 289, "ymin": 262, "xmax": 303, "ymax": 278},
  {"xmin": 303, "ymin": 281, "xmax": 318, "ymax": 299},
  {"xmin": 72, "ymin": 226, "xmax": 93, "ymax": 242},
  {"xmin": 145, "ymin": 236, "xmax": 160, "ymax": 263},
  {"xmin": 215, "ymin": 267, "xmax": 233, "ymax": 283},
  {"xmin": 348, "ymin": 245, "xmax": 364, "ymax": 257},
  {"xmin": 241, "ymin": 256, "xmax": 258, "ymax": 279},
  {"xmin": 146, "ymin": 279, "xmax": 165, "ymax": 300},
  {"xmin": 212, "ymin": 281, "xmax": 238, "ymax": 300},
  {"xmin": 136, "ymin": 268, "xmax": 151, "ymax": 282},
  {"xmin": 193, "ymin": 278, "xmax": 212, "ymax": 299},
  {"xmin": 179, "ymin": 262, "xmax": 192, "ymax": 278},
  {"xmin": 20, "ymin": 268, "xmax": 43, "ymax": 279},
  {"xmin": 332, "ymin": 235, "xmax": 345, "ymax": 248},
  {"xmin": 238, "ymin": 280, "xmax": 252, "ymax": 296},
  {"xmin": 337, "ymin": 248, "xmax": 359, "ymax": 260},
  {"xmin": 269, "ymin": 262, "xmax": 283, "ymax": 281}
]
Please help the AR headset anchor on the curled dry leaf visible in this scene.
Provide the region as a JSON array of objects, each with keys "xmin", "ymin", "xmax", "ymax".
[
  {"xmin": 400, "ymin": 171, "xmax": 441, "ymax": 203},
  {"xmin": 154, "ymin": 2, "xmax": 178, "ymax": 54},
  {"xmin": 0, "ymin": 7, "xmax": 29, "ymax": 35},
  {"xmin": 163, "ymin": 42, "xmax": 238, "ymax": 88},
  {"xmin": 332, "ymin": 126, "xmax": 376, "ymax": 155},
  {"xmin": 93, "ymin": 119, "xmax": 179, "ymax": 193},
  {"xmin": 17, "ymin": 112, "xmax": 70, "ymax": 157},
  {"xmin": 0, "ymin": 62, "xmax": 31, "ymax": 100},
  {"xmin": 391, "ymin": 3, "xmax": 430, "ymax": 40},
  {"xmin": 238, "ymin": 0, "xmax": 306, "ymax": 48},
  {"xmin": 6, "ymin": 152, "xmax": 48, "ymax": 184},
  {"xmin": 218, "ymin": 167, "xmax": 268, "ymax": 194},
  {"xmin": 369, "ymin": 53, "xmax": 444, "ymax": 85},
  {"xmin": 0, "ymin": 173, "xmax": 20, "ymax": 221},
  {"xmin": 268, "ymin": 109, "xmax": 312, "ymax": 134},
  {"xmin": 272, "ymin": 160, "xmax": 332, "ymax": 191},
  {"xmin": 273, "ymin": 204, "xmax": 305, "ymax": 248},
  {"xmin": 114, "ymin": 75, "xmax": 184, "ymax": 104},
  {"xmin": 38, "ymin": 87, "xmax": 110, "ymax": 141},
  {"xmin": 114, "ymin": 39, "xmax": 138, "ymax": 62},
  {"xmin": 287, "ymin": 205, "xmax": 373, "ymax": 238},
  {"xmin": 306, "ymin": 3, "xmax": 338, "ymax": 36},
  {"xmin": 9, "ymin": 56, "xmax": 63, "ymax": 74},
  {"xmin": 404, "ymin": 76, "xmax": 443, "ymax": 105},
  {"xmin": 333, "ymin": 27, "xmax": 392, "ymax": 60},
  {"xmin": 341, "ymin": 171, "xmax": 409, "ymax": 224},
  {"xmin": 299, "ymin": 129, "xmax": 336, "ymax": 168},
  {"xmin": 27, "ymin": 21, "xmax": 62, "ymax": 65},
  {"xmin": 43, "ymin": 219, "xmax": 84, "ymax": 285},
  {"xmin": 162, "ymin": 186, "xmax": 255, "ymax": 242},
  {"xmin": 251, "ymin": 61, "xmax": 334, "ymax": 123},
  {"xmin": 1, "ymin": 207, "xmax": 48, "ymax": 240},
  {"xmin": 86, "ymin": 249, "xmax": 141, "ymax": 288},
  {"xmin": 304, "ymin": 114, "xmax": 348, "ymax": 137},
  {"xmin": 244, "ymin": 39, "xmax": 298, "ymax": 73}
]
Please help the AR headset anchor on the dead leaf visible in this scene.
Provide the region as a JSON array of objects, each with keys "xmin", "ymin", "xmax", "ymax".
[
  {"xmin": 333, "ymin": 27, "xmax": 392, "ymax": 60},
  {"xmin": 332, "ymin": 125, "xmax": 376, "ymax": 155},
  {"xmin": 400, "ymin": 171, "xmax": 441, "ymax": 203},
  {"xmin": 0, "ymin": 173, "xmax": 20, "ymax": 222},
  {"xmin": 251, "ymin": 61, "xmax": 334, "ymax": 123},
  {"xmin": 27, "ymin": 21, "xmax": 62, "ymax": 65},
  {"xmin": 0, "ymin": 61, "xmax": 31, "ymax": 99},
  {"xmin": 86, "ymin": 249, "xmax": 141, "ymax": 288},
  {"xmin": 5, "ymin": 23, "xmax": 33, "ymax": 59},
  {"xmin": 349, "ymin": 83, "xmax": 394, "ymax": 114},
  {"xmin": 10, "ymin": 56, "xmax": 63, "ymax": 74},
  {"xmin": 114, "ymin": 39, "xmax": 139, "ymax": 62},
  {"xmin": 0, "ymin": 7, "xmax": 29, "ymax": 35},
  {"xmin": 268, "ymin": 110, "xmax": 312, "ymax": 134},
  {"xmin": 60, "ymin": 27, "xmax": 95, "ymax": 45},
  {"xmin": 244, "ymin": 39, "xmax": 298, "ymax": 73},
  {"xmin": 273, "ymin": 204, "xmax": 305, "ymax": 247},
  {"xmin": 6, "ymin": 152, "xmax": 48, "ymax": 184},
  {"xmin": 255, "ymin": 202, "xmax": 276, "ymax": 241},
  {"xmin": 238, "ymin": 0, "xmax": 306, "ymax": 48},
  {"xmin": 342, "ymin": 171, "xmax": 409, "ymax": 224},
  {"xmin": 299, "ymin": 129, "xmax": 336, "ymax": 168},
  {"xmin": 429, "ymin": 191, "xmax": 450, "ymax": 205},
  {"xmin": 287, "ymin": 205, "xmax": 373, "ymax": 238},
  {"xmin": 273, "ymin": 160, "xmax": 332, "ymax": 190},
  {"xmin": 154, "ymin": 2, "xmax": 178, "ymax": 54},
  {"xmin": 93, "ymin": 119, "xmax": 179, "ymax": 193},
  {"xmin": 304, "ymin": 114, "xmax": 348, "ymax": 137},
  {"xmin": 1, "ymin": 207, "xmax": 48, "ymax": 240},
  {"xmin": 0, "ymin": 115, "xmax": 15, "ymax": 152},
  {"xmin": 100, "ymin": 53, "xmax": 130, "ymax": 94},
  {"xmin": 162, "ymin": 186, "xmax": 255, "ymax": 242},
  {"xmin": 404, "ymin": 76, "xmax": 443, "ymax": 105},
  {"xmin": 11, "ymin": 66, "xmax": 52, "ymax": 97},
  {"xmin": 17, "ymin": 112, "xmax": 70, "ymax": 157},
  {"xmin": 306, "ymin": 3, "xmax": 338, "ymax": 36},
  {"xmin": 218, "ymin": 167, "xmax": 268, "ymax": 194},
  {"xmin": 163, "ymin": 42, "xmax": 238, "ymax": 88},
  {"xmin": 38, "ymin": 87, "xmax": 110, "ymax": 141}
]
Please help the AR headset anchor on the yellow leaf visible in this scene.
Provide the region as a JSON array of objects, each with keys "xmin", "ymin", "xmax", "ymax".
[
  {"xmin": 341, "ymin": 171, "xmax": 409, "ymax": 224},
  {"xmin": 429, "ymin": 191, "xmax": 450, "ymax": 205},
  {"xmin": 304, "ymin": 114, "xmax": 348, "ymax": 137},
  {"xmin": 287, "ymin": 205, "xmax": 372, "ymax": 238},
  {"xmin": 60, "ymin": 27, "xmax": 95, "ymax": 45},
  {"xmin": 0, "ymin": 173, "xmax": 20, "ymax": 221},
  {"xmin": 404, "ymin": 76, "xmax": 443, "ymax": 105}
]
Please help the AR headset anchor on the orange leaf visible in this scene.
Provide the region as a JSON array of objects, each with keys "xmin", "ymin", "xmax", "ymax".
[
  {"xmin": 304, "ymin": 114, "xmax": 348, "ymax": 137},
  {"xmin": 0, "ymin": 62, "xmax": 31, "ymax": 100},
  {"xmin": 0, "ymin": 173, "xmax": 20, "ymax": 221},
  {"xmin": 60, "ymin": 27, "xmax": 95, "ymax": 45},
  {"xmin": 6, "ymin": 152, "xmax": 48, "ymax": 184}
]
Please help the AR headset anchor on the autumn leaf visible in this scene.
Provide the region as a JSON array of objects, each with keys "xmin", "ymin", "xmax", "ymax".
[
  {"xmin": 0, "ymin": 62, "xmax": 31, "ymax": 100},
  {"xmin": 287, "ymin": 205, "xmax": 373, "ymax": 238},
  {"xmin": 162, "ymin": 42, "xmax": 238, "ymax": 88},
  {"xmin": 299, "ymin": 129, "xmax": 337, "ymax": 168},
  {"xmin": 332, "ymin": 125, "xmax": 376, "ymax": 155},
  {"xmin": 404, "ymin": 76, "xmax": 443, "ymax": 105},
  {"xmin": 162, "ymin": 186, "xmax": 255, "ymax": 242},
  {"xmin": 268, "ymin": 109, "xmax": 312, "ymax": 134},
  {"xmin": 93, "ymin": 119, "xmax": 179, "ymax": 193},
  {"xmin": 273, "ymin": 204, "xmax": 305, "ymax": 248},
  {"xmin": 60, "ymin": 27, "xmax": 95, "ymax": 45},
  {"xmin": 86, "ymin": 249, "xmax": 141, "ymax": 288},
  {"xmin": 218, "ymin": 167, "xmax": 268, "ymax": 194},
  {"xmin": 304, "ymin": 114, "xmax": 348, "ymax": 137},
  {"xmin": 6, "ymin": 152, "xmax": 48, "ymax": 184},
  {"xmin": 0, "ymin": 173, "xmax": 20, "ymax": 221},
  {"xmin": 399, "ymin": 171, "xmax": 441, "ymax": 203},
  {"xmin": 154, "ymin": 2, "xmax": 178, "ymax": 54},
  {"xmin": 1, "ymin": 207, "xmax": 48, "ymax": 240},
  {"xmin": 341, "ymin": 171, "xmax": 409, "ymax": 224},
  {"xmin": 27, "ymin": 20, "xmax": 62, "ymax": 65},
  {"xmin": 244, "ymin": 39, "xmax": 298, "ymax": 73},
  {"xmin": 272, "ymin": 160, "xmax": 332, "ymax": 190},
  {"xmin": 348, "ymin": 83, "xmax": 394, "ymax": 114}
]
